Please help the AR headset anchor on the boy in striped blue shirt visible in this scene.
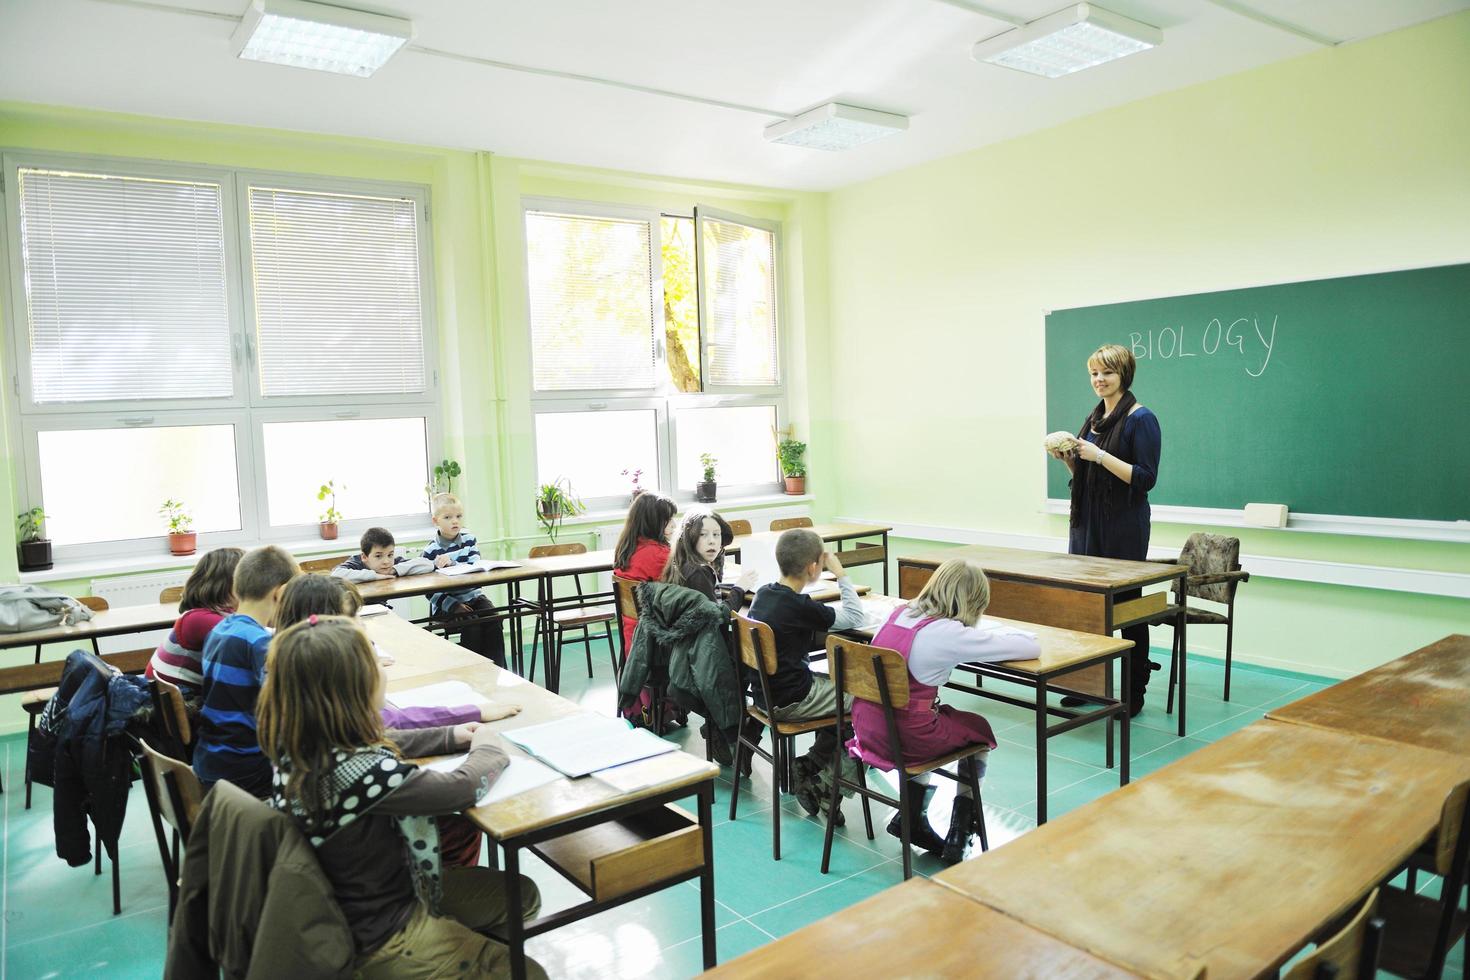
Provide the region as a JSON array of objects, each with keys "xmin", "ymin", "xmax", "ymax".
[
  {"xmin": 193, "ymin": 545, "xmax": 300, "ymax": 798},
  {"xmin": 423, "ymin": 493, "xmax": 506, "ymax": 668}
]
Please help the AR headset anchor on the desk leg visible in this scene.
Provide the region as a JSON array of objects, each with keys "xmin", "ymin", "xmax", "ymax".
[
  {"xmin": 881, "ymin": 531, "xmax": 890, "ymax": 594},
  {"xmin": 504, "ymin": 843, "xmax": 526, "ymax": 980},
  {"xmin": 508, "ymin": 581, "xmax": 522, "ymax": 677},
  {"xmin": 699, "ymin": 782, "xmax": 717, "ymax": 969},
  {"xmin": 1119, "ymin": 655, "xmax": 1131, "ymax": 786},
  {"xmin": 1035, "ymin": 676, "xmax": 1049, "ymax": 825},
  {"xmin": 1176, "ymin": 573, "xmax": 1187, "ymax": 738},
  {"xmin": 1104, "ymin": 658, "xmax": 1115, "ymax": 770}
]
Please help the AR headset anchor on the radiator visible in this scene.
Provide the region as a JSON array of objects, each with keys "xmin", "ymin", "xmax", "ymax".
[{"xmin": 89, "ymin": 571, "xmax": 188, "ymax": 655}]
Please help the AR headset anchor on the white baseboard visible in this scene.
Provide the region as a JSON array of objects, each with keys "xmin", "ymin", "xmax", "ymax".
[
  {"xmin": 843, "ymin": 517, "xmax": 1470, "ymax": 599},
  {"xmin": 1043, "ymin": 499, "xmax": 1470, "ymax": 544}
]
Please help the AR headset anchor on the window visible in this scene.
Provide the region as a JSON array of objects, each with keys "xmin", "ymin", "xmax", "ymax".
[
  {"xmin": 524, "ymin": 199, "xmax": 785, "ymax": 507},
  {"xmin": 3, "ymin": 152, "xmax": 440, "ymax": 558}
]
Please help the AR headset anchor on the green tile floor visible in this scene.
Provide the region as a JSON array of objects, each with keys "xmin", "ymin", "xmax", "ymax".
[{"xmin": 1, "ymin": 646, "xmax": 1462, "ymax": 978}]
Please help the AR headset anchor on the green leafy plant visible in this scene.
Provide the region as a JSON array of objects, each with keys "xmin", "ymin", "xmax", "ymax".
[
  {"xmin": 160, "ymin": 499, "xmax": 193, "ymax": 534},
  {"xmin": 699, "ymin": 453, "xmax": 718, "ymax": 484},
  {"xmin": 535, "ymin": 477, "xmax": 585, "ymax": 542},
  {"xmin": 317, "ymin": 481, "xmax": 344, "ymax": 524},
  {"xmin": 16, "ymin": 507, "xmax": 47, "ymax": 543},
  {"xmin": 432, "ymin": 458, "xmax": 462, "ymax": 493},
  {"xmin": 777, "ymin": 439, "xmax": 807, "ymax": 479}
]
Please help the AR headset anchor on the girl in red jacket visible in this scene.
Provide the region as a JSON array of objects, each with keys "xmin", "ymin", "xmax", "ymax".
[{"xmin": 612, "ymin": 492, "xmax": 677, "ymax": 724}]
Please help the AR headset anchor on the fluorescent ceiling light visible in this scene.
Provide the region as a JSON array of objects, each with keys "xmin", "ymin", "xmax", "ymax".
[
  {"xmin": 232, "ymin": 0, "xmax": 414, "ymax": 78},
  {"xmin": 972, "ymin": 3, "xmax": 1161, "ymax": 78},
  {"xmin": 764, "ymin": 103, "xmax": 908, "ymax": 151}
]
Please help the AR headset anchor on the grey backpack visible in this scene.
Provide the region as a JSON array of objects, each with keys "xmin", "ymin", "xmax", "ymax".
[{"xmin": 0, "ymin": 584, "xmax": 94, "ymax": 633}]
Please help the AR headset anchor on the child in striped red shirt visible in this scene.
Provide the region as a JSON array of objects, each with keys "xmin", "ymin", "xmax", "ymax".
[{"xmin": 146, "ymin": 547, "xmax": 244, "ymax": 696}]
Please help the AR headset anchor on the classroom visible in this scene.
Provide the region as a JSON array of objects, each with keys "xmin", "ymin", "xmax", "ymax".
[{"xmin": 0, "ymin": 0, "xmax": 1466, "ymax": 977}]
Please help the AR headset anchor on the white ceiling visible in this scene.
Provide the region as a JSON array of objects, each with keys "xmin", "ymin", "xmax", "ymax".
[{"xmin": 0, "ymin": 0, "xmax": 1464, "ymax": 190}]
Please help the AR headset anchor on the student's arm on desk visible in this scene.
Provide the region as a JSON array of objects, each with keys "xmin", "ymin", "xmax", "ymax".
[
  {"xmin": 381, "ymin": 727, "xmax": 510, "ymax": 814},
  {"xmin": 332, "ymin": 565, "xmax": 382, "ymax": 583},
  {"xmin": 908, "ymin": 620, "xmax": 1042, "ymax": 686},
  {"xmin": 828, "ymin": 577, "xmax": 865, "ymax": 631},
  {"xmin": 393, "ymin": 555, "xmax": 435, "ymax": 577}
]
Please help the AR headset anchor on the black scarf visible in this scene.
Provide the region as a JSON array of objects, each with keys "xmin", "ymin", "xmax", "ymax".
[{"xmin": 1069, "ymin": 390, "xmax": 1137, "ymax": 528}]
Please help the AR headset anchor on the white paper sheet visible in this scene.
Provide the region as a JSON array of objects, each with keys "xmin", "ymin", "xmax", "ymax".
[
  {"xmin": 502, "ymin": 713, "xmax": 678, "ymax": 778},
  {"xmin": 388, "ymin": 680, "xmax": 491, "ymax": 710},
  {"xmin": 439, "ymin": 560, "xmax": 521, "ymax": 577},
  {"xmin": 421, "ymin": 754, "xmax": 561, "ymax": 805},
  {"xmin": 358, "ymin": 603, "xmax": 392, "ymax": 617}
]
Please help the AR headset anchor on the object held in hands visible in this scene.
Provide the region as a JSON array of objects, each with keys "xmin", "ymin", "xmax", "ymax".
[{"xmin": 1044, "ymin": 431, "xmax": 1080, "ymax": 455}]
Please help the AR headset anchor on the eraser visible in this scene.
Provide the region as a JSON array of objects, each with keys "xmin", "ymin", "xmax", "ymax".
[{"xmin": 1243, "ymin": 503, "xmax": 1289, "ymax": 528}]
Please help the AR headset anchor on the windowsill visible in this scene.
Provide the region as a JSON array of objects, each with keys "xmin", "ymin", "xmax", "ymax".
[{"xmin": 17, "ymin": 492, "xmax": 816, "ymax": 585}]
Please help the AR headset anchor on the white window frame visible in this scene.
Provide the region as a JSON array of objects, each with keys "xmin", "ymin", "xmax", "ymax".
[
  {"xmin": 1, "ymin": 149, "xmax": 443, "ymax": 562},
  {"xmin": 525, "ymin": 197, "xmax": 786, "ymax": 506}
]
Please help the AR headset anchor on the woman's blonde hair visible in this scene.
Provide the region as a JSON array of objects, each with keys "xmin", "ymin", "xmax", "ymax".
[
  {"xmin": 258, "ymin": 616, "xmax": 392, "ymax": 820},
  {"xmin": 905, "ymin": 559, "xmax": 991, "ymax": 627},
  {"xmin": 1087, "ymin": 343, "xmax": 1136, "ymax": 390},
  {"xmin": 276, "ymin": 574, "xmax": 363, "ymax": 630}
]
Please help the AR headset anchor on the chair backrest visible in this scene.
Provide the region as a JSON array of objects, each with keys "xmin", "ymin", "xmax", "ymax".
[
  {"xmin": 299, "ymin": 555, "xmax": 349, "ymax": 574},
  {"xmin": 769, "ymin": 517, "xmax": 813, "ymax": 532},
  {"xmin": 159, "ymin": 585, "xmax": 185, "ymax": 605},
  {"xmin": 1433, "ymin": 780, "xmax": 1470, "ymax": 877},
  {"xmin": 826, "ymin": 636, "xmax": 911, "ymax": 710},
  {"xmin": 726, "ymin": 519, "xmax": 752, "ymax": 536},
  {"xmin": 1282, "ymin": 889, "xmax": 1383, "ymax": 980},
  {"xmin": 137, "ymin": 737, "xmax": 204, "ymax": 843},
  {"xmin": 150, "ymin": 677, "xmax": 192, "ymax": 756},
  {"xmin": 733, "ymin": 614, "xmax": 780, "ymax": 676},
  {"xmin": 529, "ymin": 542, "xmax": 587, "ymax": 558},
  {"xmin": 77, "ymin": 595, "xmax": 109, "ymax": 612},
  {"xmin": 613, "ymin": 576, "xmax": 641, "ymax": 621},
  {"xmin": 1179, "ymin": 532, "xmax": 1242, "ymax": 603}
]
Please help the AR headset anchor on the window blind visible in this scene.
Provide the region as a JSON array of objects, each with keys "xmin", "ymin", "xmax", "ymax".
[
  {"xmin": 17, "ymin": 168, "xmax": 233, "ymax": 404},
  {"xmin": 699, "ymin": 213, "xmax": 779, "ymax": 387},
  {"xmin": 247, "ymin": 186, "xmax": 426, "ymax": 397},
  {"xmin": 526, "ymin": 211, "xmax": 656, "ymax": 391}
]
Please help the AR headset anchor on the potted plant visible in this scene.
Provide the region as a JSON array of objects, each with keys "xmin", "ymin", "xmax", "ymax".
[
  {"xmin": 16, "ymin": 507, "xmax": 52, "ymax": 572},
  {"xmin": 621, "ymin": 467, "xmax": 645, "ymax": 503},
  {"xmin": 696, "ymin": 453, "xmax": 718, "ymax": 503},
  {"xmin": 536, "ymin": 477, "xmax": 585, "ymax": 543},
  {"xmin": 318, "ymin": 481, "xmax": 344, "ymax": 540},
  {"xmin": 160, "ymin": 499, "xmax": 196, "ymax": 556},
  {"xmin": 433, "ymin": 458, "xmax": 461, "ymax": 494},
  {"xmin": 777, "ymin": 438, "xmax": 808, "ymax": 495}
]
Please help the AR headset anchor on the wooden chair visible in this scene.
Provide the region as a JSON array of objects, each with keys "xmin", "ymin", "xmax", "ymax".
[
  {"xmin": 133, "ymin": 734, "xmax": 204, "ymax": 922},
  {"xmin": 1154, "ymin": 533, "xmax": 1250, "ymax": 704},
  {"xmin": 1284, "ymin": 889, "xmax": 1385, "ymax": 980},
  {"xmin": 726, "ymin": 519, "xmax": 752, "ymax": 536},
  {"xmin": 149, "ymin": 677, "xmax": 193, "ymax": 762},
  {"xmin": 299, "ymin": 555, "xmax": 349, "ymax": 574},
  {"xmin": 1377, "ymin": 780, "xmax": 1470, "ymax": 979},
  {"xmin": 159, "ymin": 585, "xmax": 184, "ymax": 605},
  {"xmin": 769, "ymin": 516, "xmax": 813, "ymax": 532},
  {"xmin": 613, "ymin": 576, "xmax": 641, "ymax": 669},
  {"xmin": 729, "ymin": 614, "xmax": 843, "ymax": 861},
  {"xmin": 821, "ymin": 635, "xmax": 990, "ymax": 880},
  {"xmin": 527, "ymin": 543, "xmax": 617, "ymax": 688}
]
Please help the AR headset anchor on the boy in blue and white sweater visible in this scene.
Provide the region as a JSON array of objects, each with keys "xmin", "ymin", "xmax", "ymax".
[{"xmin": 423, "ymin": 493, "xmax": 506, "ymax": 668}]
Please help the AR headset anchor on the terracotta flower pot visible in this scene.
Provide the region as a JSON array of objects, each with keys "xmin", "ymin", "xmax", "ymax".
[
  {"xmin": 168, "ymin": 532, "xmax": 197, "ymax": 556},
  {"xmin": 319, "ymin": 522, "xmax": 339, "ymax": 541},
  {"xmin": 783, "ymin": 476, "xmax": 805, "ymax": 495},
  {"xmin": 18, "ymin": 539, "xmax": 52, "ymax": 572}
]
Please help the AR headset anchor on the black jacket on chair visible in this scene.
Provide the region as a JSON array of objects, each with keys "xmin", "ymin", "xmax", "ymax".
[{"xmin": 29, "ymin": 649, "xmax": 149, "ymax": 866}]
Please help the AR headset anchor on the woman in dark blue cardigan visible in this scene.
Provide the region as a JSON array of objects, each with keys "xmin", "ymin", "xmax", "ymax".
[{"xmin": 1049, "ymin": 343, "xmax": 1162, "ymax": 716}]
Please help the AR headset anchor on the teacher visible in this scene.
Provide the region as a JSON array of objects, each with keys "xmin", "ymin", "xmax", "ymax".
[{"xmin": 1049, "ymin": 343, "xmax": 1162, "ymax": 717}]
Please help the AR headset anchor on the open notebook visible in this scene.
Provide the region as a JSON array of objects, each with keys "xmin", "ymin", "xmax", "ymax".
[
  {"xmin": 387, "ymin": 680, "xmax": 491, "ymax": 710},
  {"xmin": 420, "ymin": 754, "xmax": 561, "ymax": 805},
  {"xmin": 439, "ymin": 560, "xmax": 521, "ymax": 577},
  {"xmin": 502, "ymin": 713, "xmax": 678, "ymax": 778}
]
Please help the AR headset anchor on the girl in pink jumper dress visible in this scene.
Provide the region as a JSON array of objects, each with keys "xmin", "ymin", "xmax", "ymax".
[{"xmin": 847, "ymin": 559, "xmax": 1039, "ymax": 863}]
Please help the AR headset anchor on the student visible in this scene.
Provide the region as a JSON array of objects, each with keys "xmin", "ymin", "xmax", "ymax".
[
  {"xmin": 194, "ymin": 545, "xmax": 300, "ymax": 798},
  {"xmin": 612, "ymin": 492, "xmax": 677, "ymax": 724},
  {"xmin": 257, "ymin": 617, "xmax": 545, "ymax": 980},
  {"xmin": 147, "ymin": 546, "xmax": 244, "ymax": 696},
  {"xmin": 332, "ymin": 527, "xmax": 434, "ymax": 582},
  {"xmin": 660, "ymin": 508, "xmax": 759, "ymax": 616},
  {"xmin": 847, "ymin": 559, "xmax": 1039, "ymax": 863},
  {"xmin": 748, "ymin": 528, "xmax": 865, "ymax": 823},
  {"xmin": 273, "ymin": 575, "xmax": 520, "ymax": 871},
  {"xmin": 422, "ymin": 493, "xmax": 505, "ymax": 669}
]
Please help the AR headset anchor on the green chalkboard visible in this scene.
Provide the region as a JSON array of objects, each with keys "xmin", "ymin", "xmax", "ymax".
[{"xmin": 1045, "ymin": 263, "xmax": 1470, "ymax": 523}]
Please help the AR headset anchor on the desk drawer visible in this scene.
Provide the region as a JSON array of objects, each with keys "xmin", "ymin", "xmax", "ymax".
[
  {"xmin": 531, "ymin": 804, "xmax": 703, "ymax": 903},
  {"xmin": 833, "ymin": 543, "xmax": 885, "ymax": 568},
  {"xmin": 1113, "ymin": 591, "xmax": 1167, "ymax": 627}
]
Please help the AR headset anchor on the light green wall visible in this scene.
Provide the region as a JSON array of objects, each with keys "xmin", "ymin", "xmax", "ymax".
[{"xmin": 823, "ymin": 13, "xmax": 1470, "ymax": 677}]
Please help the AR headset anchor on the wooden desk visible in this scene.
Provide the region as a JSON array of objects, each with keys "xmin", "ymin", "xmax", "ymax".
[
  {"xmin": 898, "ymin": 545, "xmax": 1188, "ymax": 734},
  {"xmin": 934, "ymin": 719, "xmax": 1470, "ymax": 979},
  {"xmin": 0, "ymin": 601, "xmax": 178, "ymax": 653},
  {"xmin": 729, "ymin": 522, "xmax": 893, "ymax": 592},
  {"xmin": 366, "ymin": 614, "xmax": 721, "ymax": 980},
  {"xmin": 702, "ymin": 876, "xmax": 1147, "ymax": 979},
  {"xmin": 1266, "ymin": 633, "xmax": 1470, "ymax": 756},
  {"xmin": 844, "ymin": 595, "xmax": 1134, "ymax": 824}
]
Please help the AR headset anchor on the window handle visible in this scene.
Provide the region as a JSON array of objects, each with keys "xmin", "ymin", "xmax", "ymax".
[
  {"xmin": 232, "ymin": 334, "xmax": 244, "ymax": 367},
  {"xmin": 120, "ymin": 416, "xmax": 154, "ymax": 427}
]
